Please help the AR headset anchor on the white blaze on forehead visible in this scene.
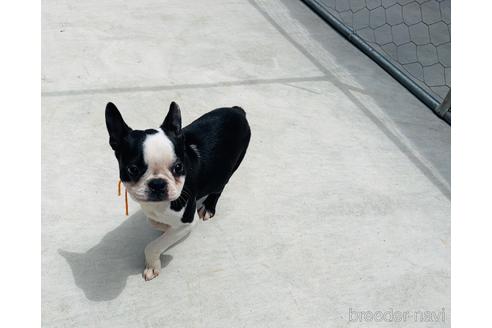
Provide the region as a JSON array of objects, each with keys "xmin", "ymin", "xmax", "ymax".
[{"xmin": 143, "ymin": 129, "xmax": 176, "ymax": 172}]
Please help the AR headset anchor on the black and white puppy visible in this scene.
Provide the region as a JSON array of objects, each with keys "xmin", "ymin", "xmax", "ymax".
[{"xmin": 105, "ymin": 101, "xmax": 251, "ymax": 280}]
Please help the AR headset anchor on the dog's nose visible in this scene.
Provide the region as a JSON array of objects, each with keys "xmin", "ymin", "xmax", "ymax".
[{"xmin": 148, "ymin": 178, "xmax": 167, "ymax": 192}]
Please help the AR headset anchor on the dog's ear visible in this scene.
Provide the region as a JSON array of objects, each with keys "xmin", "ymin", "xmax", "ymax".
[
  {"xmin": 161, "ymin": 101, "xmax": 182, "ymax": 136},
  {"xmin": 105, "ymin": 102, "xmax": 131, "ymax": 151}
]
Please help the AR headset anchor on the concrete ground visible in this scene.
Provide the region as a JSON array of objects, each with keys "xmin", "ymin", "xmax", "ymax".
[{"xmin": 42, "ymin": 0, "xmax": 450, "ymax": 327}]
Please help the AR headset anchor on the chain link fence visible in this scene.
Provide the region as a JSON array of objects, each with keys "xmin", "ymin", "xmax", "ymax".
[{"xmin": 304, "ymin": 0, "xmax": 450, "ymax": 103}]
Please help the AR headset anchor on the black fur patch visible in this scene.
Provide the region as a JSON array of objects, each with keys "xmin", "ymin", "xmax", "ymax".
[{"xmin": 116, "ymin": 131, "xmax": 148, "ymax": 183}]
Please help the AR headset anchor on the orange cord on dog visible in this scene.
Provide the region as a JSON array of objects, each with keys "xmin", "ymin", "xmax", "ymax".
[{"xmin": 117, "ymin": 180, "xmax": 129, "ymax": 216}]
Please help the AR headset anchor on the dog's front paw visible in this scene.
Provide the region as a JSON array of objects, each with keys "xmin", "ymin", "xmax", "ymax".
[
  {"xmin": 143, "ymin": 260, "xmax": 161, "ymax": 281},
  {"xmin": 197, "ymin": 206, "xmax": 215, "ymax": 221}
]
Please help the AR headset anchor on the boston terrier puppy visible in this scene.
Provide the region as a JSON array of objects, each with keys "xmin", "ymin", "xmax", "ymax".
[{"xmin": 105, "ymin": 101, "xmax": 251, "ymax": 280}]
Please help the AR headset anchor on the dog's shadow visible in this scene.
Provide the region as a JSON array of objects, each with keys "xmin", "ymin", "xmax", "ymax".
[{"xmin": 59, "ymin": 210, "xmax": 184, "ymax": 301}]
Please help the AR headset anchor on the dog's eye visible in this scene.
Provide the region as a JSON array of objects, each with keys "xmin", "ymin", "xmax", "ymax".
[
  {"xmin": 173, "ymin": 162, "xmax": 184, "ymax": 175},
  {"xmin": 127, "ymin": 165, "xmax": 139, "ymax": 176}
]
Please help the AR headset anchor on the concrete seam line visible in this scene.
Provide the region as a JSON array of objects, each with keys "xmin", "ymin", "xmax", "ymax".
[{"xmin": 41, "ymin": 76, "xmax": 328, "ymax": 97}]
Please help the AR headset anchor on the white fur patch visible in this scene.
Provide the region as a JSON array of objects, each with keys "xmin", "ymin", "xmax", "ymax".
[
  {"xmin": 140, "ymin": 201, "xmax": 186, "ymax": 227},
  {"xmin": 143, "ymin": 129, "xmax": 175, "ymax": 172}
]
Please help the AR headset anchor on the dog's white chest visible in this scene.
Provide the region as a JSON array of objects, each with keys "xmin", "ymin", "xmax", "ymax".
[{"xmin": 140, "ymin": 202, "xmax": 185, "ymax": 228}]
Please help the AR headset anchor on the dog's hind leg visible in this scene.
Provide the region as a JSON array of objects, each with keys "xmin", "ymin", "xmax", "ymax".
[
  {"xmin": 198, "ymin": 143, "xmax": 250, "ymax": 221},
  {"xmin": 197, "ymin": 191, "xmax": 222, "ymax": 221}
]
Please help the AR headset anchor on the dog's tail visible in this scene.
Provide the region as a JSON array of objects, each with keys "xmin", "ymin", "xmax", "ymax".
[{"xmin": 232, "ymin": 106, "xmax": 246, "ymax": 116}]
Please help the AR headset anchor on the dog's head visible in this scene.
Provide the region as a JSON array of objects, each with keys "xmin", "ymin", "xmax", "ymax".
[{"xmin": 105, "ymin": 102, "xmax": 186, "ymax": 203}]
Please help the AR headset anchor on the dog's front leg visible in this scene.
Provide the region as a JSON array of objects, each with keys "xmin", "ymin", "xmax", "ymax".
[{"xmin": 143, "ymin": 224, "xmax": 193, "ymax": 281}]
